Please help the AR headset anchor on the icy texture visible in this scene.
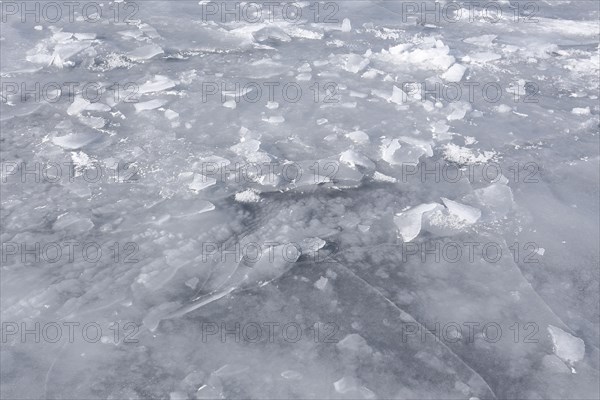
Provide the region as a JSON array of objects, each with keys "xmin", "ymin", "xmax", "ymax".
[{"xmin": 1, "ymin": 1, "xmax": 599, "ymax": 399}]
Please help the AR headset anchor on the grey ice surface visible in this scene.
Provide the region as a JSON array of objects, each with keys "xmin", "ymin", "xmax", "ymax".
[{"xmin": 1, "ymin": 1, "xmax": 599, "ymax": 399}]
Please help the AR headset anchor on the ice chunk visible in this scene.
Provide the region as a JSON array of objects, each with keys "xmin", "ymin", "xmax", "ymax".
[
  {"xmin": 52, "ymin": 131, "xmax": 102, "ymax": 150},
  {"xmin": 389, "ymin": 85, "xmax": 408, "ymax": 105},
  {"xmin": 235, "ymin": 189, "xmax": 260, "ymax": 203},
  {"xmin": 253, "ymin": 26, "xmax": 292, "ymax": 43},
  {"xmin": 572, "ymin": 107, "xmax": 591, "ymax": 115},
  {"xmin": 373, "ymin": 171, "xmax": 397, "ymax": 183},
  {"xmin": 346, "ymin": 130, "xmax": 369, "ymax": 144},
  {"xmin": 134, "ymin": 99, "xmax": 168, "ymax": 112},
  {"xmin": 266, "ymin": 101, "xmax": 279, "ymax": 110},
  {"xmin": 381, "ymin": 137, "xmax": 432, "ymax": 165},
  {"xmin": 164, "ymin": 109, "xmax": 179, "ymax": 120},
  {"xmin": 340, "ymin": 149, "xmax": 375, "ymax": 169},
  {"xmin": 67, "ymin": 96, "xmax": 91, "ymax": 116},
  {"xmin": 394, "ymin": 203, "xmax": 441, "ymax": 242},
  {"xmin": 314, "ymin": 276, "xmax": 328, "ymax": 290},
  {"xmin": 189, "ymin": 174, "xmax": 216, "ymax": 192},
  {"xmin": 53, "ymin": 212, "xmax": 93, "ymax": 233},
  {"xmin": 128, "ymin": 44, "xmax": 164, "ymax": 61},
  {"xmin": 337, "ymin": 334, "xmax": 372, "ymax": 355},
  {"xmin": 547, "ymin": 325, "xmax": 585, "ymax": 366},
  {"xmin": 139, "ymin": 75, "xmax": 178, "ymax": 94},
  {"xmin": 441, "ymin": 63, "xmax": 467, "ymax": 82},
  {"xmin": 474, "ymin": 183, "xmax": 514, "ymax": 219},
  {"xmin": 441, "ymin": 198, "xmax": 481, "ymax": 224},
  {"xmin": 344, "ymin": 54, "xmax": 370, "ymax": 73},
  {"xmin": 281, "ymin": 370, "xmax": 303, "ymax": 380},
  {"xmin": 341, "ymin": 18, "xmax": 352, "ymax": 32}
]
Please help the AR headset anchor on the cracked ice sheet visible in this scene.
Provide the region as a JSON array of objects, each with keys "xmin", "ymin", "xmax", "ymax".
[{"xmin": 1, "ymin": 1, "xmax": 599, "ymax": 399}]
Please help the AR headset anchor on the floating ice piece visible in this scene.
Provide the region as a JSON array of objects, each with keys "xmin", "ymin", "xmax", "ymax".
[
  {"xmin": 441, "ymin": 63, "xmax": 467, "ymax": 82},
  {"xmin": 421, "ymin": 200, "xmax": 480, "ymax": 237},
  {"xmin": 139, "ymin": 75, "xmax": 178, "ymax": 94},
  {"xmin": 189, "ymin": 174, "xmax": 216, "ymax": 191},
  {"xmin": 394, "ymin": 203, "xmax": 441, "ymax": 242},
  {"xmin": 185, "ymin": 277, "xmax": 199, "ymax": 290},
  {"xmin": 447, "ymin": 101, "xmax": 472, "ymax": 120},
  {"xmin": 340, "ymin": 149, "xmax": 375, "ymax": 169},
  {"xmin": 52, "ymin": 131, "xmax": 101, "ymax": 150},
  {"xmin": 346, "ymin": 130, "xmax": 369, "ymax": 144},
  {"xmin": 262, "ymin": 115, "xmax": 285, "ymax": 124},
  {"xmin": 443, "ymin": 143, "xmax": 496, "ymax": 165},
  {"xmin": 281, "ymin": 370, "xmax": 303, "ymax": 380},
  {"xmin": 389, "ymin": 85, "xmax": 408, "ymax": 105},
  {"xmin": 164, "ymin": 109, "xmax": 179, "ymax": 120},
  {"xmin": 235, "ymin": 189, "xmax": 260, "ymax": 203},
  {"xmin": 341, "ymin": 18, "xmax": 352, "ymax": 32},
  {"xmin": 380, "ymin": 41, "xmax": 455, "ymax": 70},
  {"xmin": 333, "ymin": 376, "xmax": 375, "ymax": 398},
  {"xmin": 53, "ymin": 212, "xmax": 93, "ymax": 233},
  {"xmin": 572, "ymin": 107, "xmax": 591, "ymax": 115},
  {"xmin": 128, "ymin": 44, "xmax": 164, "ymax": 61},
  {"xmin": 441, "ymin": 197, "xmax": 481, "ymax": 224},
  {"xmin": 344, "ymin": 54, "xmax": 370, "ymax": 73},
  {"xmin": 463, "ymin": 35, "xmax": 497, "ymax": 47},
  {"xmin": 253, "ymin": 26, "xmax": 292, "ymax": 42},
  {"xmin": 266, "ymin": 101, "xmax": 279, "ymax": 110},
  {"xmin": 134, "ymin": 99, "xmax": 168, "ymax": 112},
  {"xmin": 373, "ymin": 171, "xmax": 397, "ymax": 183},
  {"xmin": 52, "ymin": 41, "xmax": 91, "ymax": 62},
  {"xmin": 223, "ymin": 100, "xmax": 236, "ymax": 109},
  {"xmin": 381, "ymin": 137, "xmax": 433, "ymax": 165},
  {"xmin": 474, "ymin": 183, "xmax": 514, "ymax": 219},
  {"xmin": 314, "ymin": 276, "xmax": 328, "ymax": 290},
  {"xmin": 67, "ymin": 96, "xmax": 91, "ymax": 116},
  {"xmin": 547, "ymin": 325, "xmax": 585, "ymax": 366},
  {"xmin": 337, "ymin": 334, "xmax": 372, "ymax": 354},
  {"xmin": 464, "ymin": 52, "xmax": 501, "ymax": 63}
]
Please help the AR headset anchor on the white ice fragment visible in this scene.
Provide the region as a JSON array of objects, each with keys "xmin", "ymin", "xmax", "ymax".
[
  {"xmin": 346, "ymin": 130, "xmax": 369, "ymax": 144},
  {"xmin": 52, "ymin": 132, "xmax": 101, "ymax": 150},
  {"xmin": 441, "ymin": 63, "xmax": 467, "ymax": 82},
  {"xmin": 337, "ymin": 334, "xmax": 372, "ymax": 354},
  {"xmin": 314, "ymin": 276, "xmax": 328, "ymax": 290},
  {"xmin": 189, "ymin": 174, "xmax": 216, "ymax": 191},
  {"xmin": 474, "ymin": 183, "xmax": 514, "ymax": 219},
  {"xmin": 281, "ymin": 370, "xmax": 303, "ymax": 380},
  {"xmin": 164, "ymin": 109, "xmax": 179, "ymax": 120},
  {"xmin": 441, "ymin": 197, "xmax": 481, "ymax": 224},
  {"xmin": 262, "ymin": 115, "xmax": 285, "ymax": 124},
  {"xmin": 53, "ymin": 212, "xmax": 93, "ymax": 233},
  {"xmin": 67, "ymin": 96, "xmax": 90, "ymax": 116},
  {"xmin": 447, "ymin": 102, "xmax": 472, "ymax": 120},
  {"xmin": 139, "ymin": 75, "xmax": 178, "ymax": 94},
  {"xmin": 572, "ymin": 107, "xmax": 590, "ymax": 115},
  {"xmin": 394, "ymin": 203, "xmax": 441, "ymax": 242},
  {"xmin": 341, "ymin": 18, "xmax": 352, "ymax": 32},
  {"xmin": 373, "ymin": 171, "xmax": 397, "ymax": 183},
  {"xmin": 344, "ymin": 54, "xmax": 369, "ymax": 73},
  {"xmin": 266, "ymin": 101, "xmax": 279, "ymax": 110},
  {"xmin": 547, "ymin": 325, "xmax": 585, "ymax": 366},
  {"xmin": 495, "ymin": 104, "xmax": 512, "ymax": 113},
  {"xmin": 223, "ymin": 100, "xmax": 236, "ymax": 109},
  {"xmin": 340, "ymin": 149, "xmax": 375, "ymax": 169},
  {"xmin": 134, "ymin": 99, "xmax": 168, "ymax": 112},
  {"xmin": 381, "ymin": 137, "xmax": 432, "ymax": 165},
  {"xmin": 235, "ymin": 189, "xmax": 260, "ymax": 203},
  {"xmin": 128, "ymin": 44, "xmax": 164, "ymax": 61},
  {"xmin": 34, "ymin": 25, "xmax": 43, "ymax": 31},
  {"xmin": 185, "ymin": 277, "xmax": 200, "ymax": 290},
  {"xmin": 389, "ymin": 85, "xmax": 407, "ymax": 104},
  {"xmin": 296, "ymin": 73, "xmax": 312, "ymax": 81}
]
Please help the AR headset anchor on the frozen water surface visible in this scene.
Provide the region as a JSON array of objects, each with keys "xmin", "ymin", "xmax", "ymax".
[{"xmin": 1, "ymin": 1, "xmax": 599, "ymax": 399}]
